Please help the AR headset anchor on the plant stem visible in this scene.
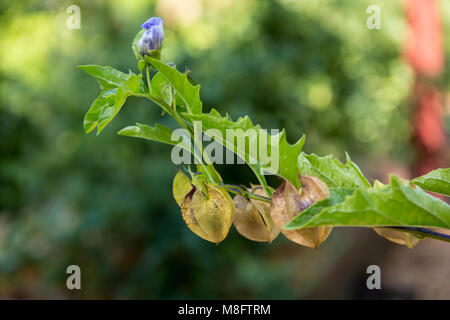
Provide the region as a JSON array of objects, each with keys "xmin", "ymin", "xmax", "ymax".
[
  {"xmin": 244, "ymin": 190, "xmax": 272, "ymax": 202},
  {"xmin": 389, "ymin": 226, "xmax": 450, "ymax": 243},
  {"xmin": 192, "ymin": 121, "xmax": 222, "ymax": 184},
  {"xmin": 140, "ymin": 93, "xmax": 221, "ymax": 184},
  {"xmin": 139, "ymin": 93, "xmax": 188, "ymax": 131},
  {"xmin": 218, "ymin": 184, "xmax": 271, "ymax": 202},
  {"xmin": 172, "ymin": 88, "xmax": 177, "ymax": 111},
  {"xmin": 146, "ymin": 65, "xmax": 152, "ymax": 94},
  {"xmin": 251, "ymin": 168, "xmax": 272, "ymax": 197}
]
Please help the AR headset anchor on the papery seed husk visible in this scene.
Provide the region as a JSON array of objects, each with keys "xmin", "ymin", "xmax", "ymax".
[
  {"xmin": 233, "ymin": 186, "xmax": 280, "ymax": 242},
  {"xmin": 373, "ymin": 228, "xmax": 421, "ymax": 249},
  {"xmin": 233, "ymin": 195, "xmax": 271, "ymax": 242},
  {"xmin": 249, "ymin": 186, "xmax": 280, "ymax": 242},
  {"xmin": 187, "ymin": 185, "xmax": 234, "ymax": 243},
  {"xmin": 180, "ymin": 187, "xmax": 212, "ymax": 242},
  {"xmin": 271, "ymin": 176, "xmax": 332, "ymax": 249},
  {"xmin": 173, "ymin": 170, "xmax": 193, "ymax": 207}
]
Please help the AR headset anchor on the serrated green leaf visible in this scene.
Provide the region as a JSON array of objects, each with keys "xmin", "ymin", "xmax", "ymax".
[
  {"xmin": 146, "ymin": 58, "xmax": 202, "ymax": 114},
  {"xmin": 83, "ymin": 72, "xmax": 143, "ymax": 134},
  {"xmin": 283, "ymin": 187, "xmax": 356, "ymax": 230},
  {"xmin": 298, "ymin": 152, "xmax": 371, "ymax": 189},
  {"xmin": 83, "ymin": 89, "xmax": 116, "ymax": 133},
  {"xmin": 185, "ymin": 109, "xmax": 305, "ymax": 188},
  {"xmin": 132, "ymin": 29, "xmax": 145, "ymax": 61},
  {"xmin": 284, "ymin": 175, "xmax": 450, "ymax": 229},
  {"xmin": 277, "ymin": 132, "xmax": 305, "ymax": 187},
  {"xmin": 97, "ymin": 73, "xmax": 141, "ymax": 134},
  {"xmin": 118, "ymin": 123, "xmax": 193, "ymax": 153},
  {"xmin": 412, "ymin": 168, "xmax": 450, "ymax": 196},
  {"xmin": 151, "ymin": 72, "xmax": 174, "ymax": 107},
  {"xmin": 78, "ymin": 65, "xmax": 130, "ymax": 90},
  {"xmin": 118, "ymin": 123, "xmax": 173, "ymax": 145}
]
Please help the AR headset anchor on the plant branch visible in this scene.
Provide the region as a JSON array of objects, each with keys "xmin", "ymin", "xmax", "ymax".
[
  {"xmin": 146, "ymin": 64, "xmax": 152, "ymax": 94},
  {"xmin": 218, "ymin": 183, "xmax": 271, "ymax": 202},
  {"xmin": 138, "ymin": 93, "xmax": 221, "ymax": 184},
  {"xmin": 390, "ymin": 226, "xmax": 450, "ymax": 243}
]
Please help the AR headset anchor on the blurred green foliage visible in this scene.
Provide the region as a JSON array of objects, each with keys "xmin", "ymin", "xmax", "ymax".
[{"xmin": 0, "ymin": 0, "xmax": 448, "ymax": 298}]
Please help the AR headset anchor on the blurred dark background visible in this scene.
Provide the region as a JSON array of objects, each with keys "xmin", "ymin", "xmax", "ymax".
[{"xmin": 0, "ymin": 0, "xmax": 449, "ymax": 299}]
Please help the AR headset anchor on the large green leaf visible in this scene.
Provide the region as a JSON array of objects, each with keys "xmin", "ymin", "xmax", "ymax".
[
  {"xmin": 146, "ymin": 58, "xmax": 202, "ymax": 114},
  {"xmin": 78, "ymin": 65, "xmax": 131, "ymax": 90},
  {"xmin": 298, "ymin": 152, "xmax": 371, "ymax": 189},
  {"xmin": 150, "ymin": 72, "xmax": 187, "ymax": 113},
  {"xmin": 284, "ymin": 175, "xmax": 450, "ymax": 229},
  {"xmin": 284, "ymin": 187, "xmax": 355, "ymax": 229},
  {"xmin": 118, "ymin": 123, "xmax": 187, "ymax": 148},
  {"xmin": 412, "ymin": 168, "xmax": 450, "ymax": 196},
  {"xmin": 118, "ymin": 123, "xmax": 220, "ymax": 181},
  {"xmin": 185, "ymin": 109, "xmax": 305, "ymax": 188},
  {"xmin": 151, "ymin": 72, "xmax": 174, "ymax": 108},
  {"xmin": 83, "ymin": 72, "xmax": 142, "ymax": 134},
  {"xmin": 83, "ymin": 89, "xmax": 116, "ymax": 133},
  {"xmin": 118, "ymin": 122, "xmax": 196, "ymax": 160}
]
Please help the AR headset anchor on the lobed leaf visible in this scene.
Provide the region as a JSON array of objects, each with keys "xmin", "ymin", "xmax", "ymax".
[
  {"xmin": 146, "ymin": 58, "xmax": 202, "ymax": 114},
  {"xmin": 82, "ymin": 72, "xmax": 143, "ymax": 134},
  {"xmin": 78, "ymin": 65, "xmax": 130, "ymax": 90},
  {"xmin": 284, "ymin": 175, "xmax": 450, "ymax": 230},
  {"xmin": 412, "ymin": 168, "xmax": 450, "ymax": 196},
  {"xmin": 283, "ymin": 187, "xmax": 355, "ymax": 230},
  {"xmin": 118, "ymin": 122, "xmax": 192, "ymax": 152},
  {"xmin": 83, "ymin": 89, "xmax": 116, "ymax": 133},
  {"xmin": 185, "ymin": 109, "xmax": 305, "ymax": 188},
  {"xmin": 151, "ymin": 72, "xmax": 177, "ymax": 109},
  {"xmin": 298, "ymin": 152, "xmax": 371, "ymax": 189},
  {"xmin": 79, "ymin": 64, "xmax": 148, "ymax": 134}
]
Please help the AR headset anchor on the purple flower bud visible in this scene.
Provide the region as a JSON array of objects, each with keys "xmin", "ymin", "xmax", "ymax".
[{"xmin": 138, "ymin": 17, "xmax": 164, "ymax": 55}]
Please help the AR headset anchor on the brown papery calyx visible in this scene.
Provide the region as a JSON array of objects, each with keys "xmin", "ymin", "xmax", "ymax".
[
  {"xmin": 233, "ymin": 185, "xmax": 280, "ymax": 243},
  {"xmin": 271, "ymin": 175, "xmax": 332, "ymax": 249}
]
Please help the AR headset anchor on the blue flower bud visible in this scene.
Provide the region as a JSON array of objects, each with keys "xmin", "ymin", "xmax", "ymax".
[{"xmin": 138, "ymin": 17, "xmax": 164, "ymax": 56}]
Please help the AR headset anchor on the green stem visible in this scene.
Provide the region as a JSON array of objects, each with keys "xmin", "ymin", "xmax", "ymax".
[
  {"xmin": 139, "ymin": 93, "xmax": 221, "ymax": 184},
  {"xmin": 172, "ymin": 89, "xmax": 177, "ymax": 112},
  {"xmin": 146, "ymin": 65, "xmax": 152, "ymax": 94},
  {"xmin": 218, "ymin": 184, "xmax": 271, "ymax": 203},
  {"xmin": 137, "ymin": 93, "xmax": 188, "ymax": 131},
  {"xmin": 251, "ymin": 168, "xmax": 272, "ymax": 197},
  {"xmin": 192, "ymin": 121, "xmax": 222, "ymax": 184}
]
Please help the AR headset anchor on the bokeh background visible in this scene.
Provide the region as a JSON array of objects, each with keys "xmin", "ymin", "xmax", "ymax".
[{"xmin": 0, "ymin": 0, "xmax": 449, "ymax": 299}]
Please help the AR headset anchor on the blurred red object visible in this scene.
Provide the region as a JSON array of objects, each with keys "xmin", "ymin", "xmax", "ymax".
[
  {"xmin": 404, "ymin": 0, "xmax": 444, "ymax": 76},
  {"xmin": 413, "ymin": 82, "xmax": 445, "ymax": 154},
  {"xmin": 412, "ymin": 81, "xmax": 446, "ymax": 176},
  {"xmin": 404, "ymin": 0, "xmax": 447, "ymax": 177}
]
